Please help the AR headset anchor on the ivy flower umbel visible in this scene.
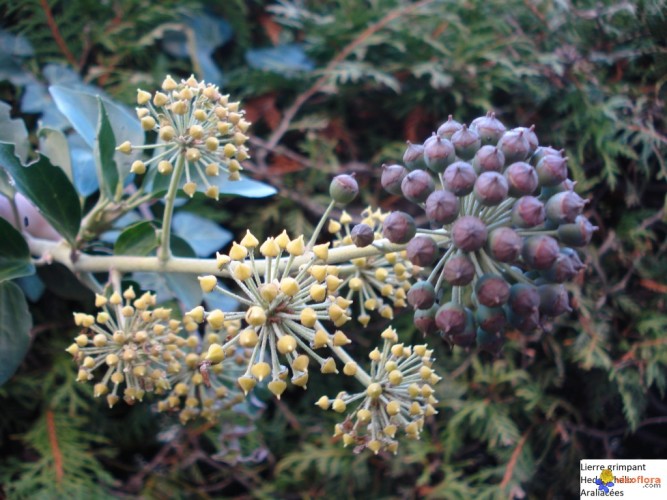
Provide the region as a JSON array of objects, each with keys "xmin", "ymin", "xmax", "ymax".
[
  {"xmin": 118, "ymin": 74, "xmax": 251, "ymax": 200},
  {"xmin": 317, "ymin": 327, "xmax": 440, "ymax": 455},
  {"xmin": 156, "ymin": 329, "xmax": 247, "ymax": 424},
  {"xmin": 198, "ymin": 229, "xmax": 354, "ymax": 399},
  {"xmin": 66, "ymin": 287, "xmax": 173, "ymax": 408},
  {"xmin": 329, "ymin": 208, "xmax": 418, "ymax": 326}
]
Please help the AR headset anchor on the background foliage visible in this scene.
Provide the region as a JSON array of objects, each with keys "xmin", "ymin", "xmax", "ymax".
[{"xmin": 0, "ymin": 0, "xmax": 666, "ymax": 498}]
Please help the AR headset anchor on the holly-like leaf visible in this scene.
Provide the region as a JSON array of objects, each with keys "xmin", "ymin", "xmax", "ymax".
[
  {"xmin": 0, "ymin": 280, "xmax": 31, "ymax": 386},
  {"xmin": 94, "ymin": 98, "xmax": 119, "ymax": 200},
  {"xmin": 0, "ymin": 142, "xmax": 81, "ymax": 244},
  {"xmin": 0, "ymin": 217, "xmax": 34, "ymax": 282},
  {"xmin": 114, "ymin": 221, "xmax": 158, "ymax": 256}
]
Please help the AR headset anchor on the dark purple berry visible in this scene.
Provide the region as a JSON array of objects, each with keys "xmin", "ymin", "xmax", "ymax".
[
  {"xmin": 498, "ymin": 129, "xmax": 531, "ymax": 163},
  {"xmin": 507, "ymin": 308, "xmax": 541, "ymax": 333},
  {"xmin": 545, "ymin": 191, "xmax": 586, "ymax": 224},
  {"xmin": 557, "ymin": 215, "xmax": 598, "ymax": 246},
  {"xmin": 475, "ymin": 305, "xmax": 507, "ymax": 333},
  {"xmin": 423, "ymin": 135, "xmax": 456, "ymax": 173},
  {"xmin": 330, "ymin": 174, "xmax": 358, "ymax": 205},
  {"xmin": 474, "ymin": 171, "xmax": 509, "ymax": 206},
  {"xmin": 476, "ymin": 328, "xmax": 504, "ymax": 354},
  {"xmin": 522, "ymin": 235, "xmax": 560, "ymax": 270},
  {"xmin": 425, "ymin": 189, "xmax": 459, "ymax": 225},
  {"xmin": 543, "ymin": 247, "xmax": 585, "ymax": 282},
  {"xmin": 381, "ymin": 164, "xmax": 408, "ymax": 195},
  {"xmin": 451, "ymin": 124, "xmax": 481, "ymax": 160},
  {"xmin": 406, "ymin": 235, "xmax": 438, "ymax": 266},
  {"xmin": 443, "ymin": 254, "xmax": 475, "ymax": 286},
  {"xmin": 448, "ymin": 311, "xmax": 476, "ymax": 347},
  {"xmin": 487, "ymin": 227, "xmax": 522, "ymax": 263},
  {"xmin": 470, "ymin": 112, "xmax": 506, "ymax": 145},
  {"xmin": 511, "ymin": 126, "xmax": 539, "ymax": 154},
  {"xmin": 508, "ymin": 283, "xmax": 540, "ymax": 315},
  {"xmin": 530, "ymin": 146, "xmax": 563, "ymax": 167},
  {"xmin": 472, "ymin": 145, "xmax": 505, "ymax": 174},
  {"xmin": 536, "ymin": 154, "xmax": 569, "ymax": 187},
  {"xmin": 414, "ymin": 305, "xmax": 439, "ymax": 336},
  {"xmin": 435, "ymin": 302, "xmax": 468, "ymax": 334},
  {"xmin": 401, "ymin": 169, "xmax": 435, "ymax": 203},
  {"xmin": 538, "ymin": 284, "xmax": 571, "ymax": 317},
  {"xmin": 540, "ymin": 178, "xmax": 577, "ymax": 199},
  {"xmin": 436, "ymin": 115, "xmax": 463, "ymax": 140},
  {"xmin": 452, "ymin": 216, "xmax": 488, "ymax": 252},
  {"xmin": 505, "ymin": 162, "xmax": 538, "ymax": 197},
  {"xmin": 475, "ymin": 274, "xmax": 511, "ymax": 307},
  {"xmin": 403, "ymin": 142, "xmax": 426, "ymax": 171},
  {"xmin": 443, "ymin": 161, "xmax": 477, "ymax": 196},
  {"xmin": 350, "ymin": 223, "xmax": 374, "ymax": 248},
  {"xmin": 407, "ymin": 281, "xmax": 436, "ymax": 310},
  {"xmin": 382, "ymin": 211, "xmax": 417, "ymax": 244},
  {"xmin": 511, "ymin": 196, "xmax": 546, "ymax": 228}
]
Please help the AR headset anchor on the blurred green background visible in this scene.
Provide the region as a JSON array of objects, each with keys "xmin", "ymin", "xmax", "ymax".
[{"xmin": 0, "ymin": 0, "xmax": 665, "ymax": 498}]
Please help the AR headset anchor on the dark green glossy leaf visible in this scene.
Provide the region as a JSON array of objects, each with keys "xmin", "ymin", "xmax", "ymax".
[
  {"xmin": 0, "ymin": 142, "xmax": 81, "ymax": 244},
  {"xmin": 94, "ymin": 98, "xmax": 119, "ymax": 200},
  {"xmin": 114, "ymin": 221, "xmax": 158, "ymax": 256},
  {"xmin": 0, "ymin": 280, "xmax": 31, "ymax": 386},
  {"xmin": 38, "ymin": 127, "xmax": 72, "ymax": 180},
  {"xmin": 0, "ymin": 217, "xmax": 34, "ymax": 282},
  {"xmin": 0, "ymin": 101, "xmax": 29, "ymax": 163}
]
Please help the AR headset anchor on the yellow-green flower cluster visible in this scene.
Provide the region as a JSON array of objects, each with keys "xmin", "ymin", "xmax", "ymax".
[
  {"xmin": 66, "ymin": 287, "xmax": 173, "ymax": 408},
  {"xmin": 118, "ymin": 74, "xmax": 251, "ymax": 200},
  {"xmin": 330, "ymin": 208, "xmax": 418, "ymax": 326},
  {"xmin": 198, "ymin": 229, "xmax": 354, "ymax": 399},
  {"xmin": 316, "ymin": 327, "xmax": 440, "ymax": 455},
  {"xmin": 156, "ymin": 326, "xmax": 247, "ymax": 424}
]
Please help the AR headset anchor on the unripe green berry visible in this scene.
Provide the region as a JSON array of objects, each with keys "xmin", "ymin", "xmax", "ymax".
[{"xmin": 329, "ymin": 174, "xmax": 359, "ymax": 205}]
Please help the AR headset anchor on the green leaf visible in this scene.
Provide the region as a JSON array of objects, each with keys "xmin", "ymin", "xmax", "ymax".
[
  {"xmin": 38, "ymin": 127, "xmax": 72, "ymax": 181},
  {"xmin": 0, "ymin": 280, "xmax": 31, "ymax": 386},
  {"xmin": 0, "ymin": 142, "xmax": 81, "ymax": 244},
  {"xmin": 0, "ymin": 217, "xmax": 34, "ymax": 282},
  {"xmin": 94, "ymin": 98, "xmax": 119, "ymax": 200},
  {"xmin": 114, "ymin": 221, "xmax": 158, "ymax": 256}
]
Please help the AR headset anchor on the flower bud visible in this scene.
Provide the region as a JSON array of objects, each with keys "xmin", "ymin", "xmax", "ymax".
[
  {"xmin": 472, "ymin": 145, "xmax": 505, "ymax": 174},
  {"xmin": 414, "ymin": 305, "xmax": 439, "ymax": 335},
  {"xmin": 423, "ymin": 135, "xmax": 456, "ymax": 173},
  {"xmin": 443, "ymin": 161, "xmax": 477, "ymax": 196},
  {"xmin": 350, "ymin": 223, "xmax": 374, "ymax": 247},
  {"xmin": 403, "ymin": 142, "xmax": 426, "ymax": 170},
  {"xmin": 329, "ymin": 174, "xmax": 358, "ymax": 205},
  {"xmin": 470, "ymin": 111, "xmax": 506, "ymax": 145},
  {"xmin": 508, "ymin": 283, "xmax": 540, "ymax": 315},
  {"xmin": 511, "ymin": 196, "xmax": 546, "ymax": 228},
  {"xmin": 401, "ymin": 169, "xmax": 435, "ymax": 203},
  {"xmin": 536, "ymin": 154, "xmax": 569, "ymax": 187},
  {"xmin": 407, "ymin": 281, "xmax": 436, "ymax": 310},
  {"xmin": 451, "ymin": 124, "xmax": 481, "ymax": 160},
  {"xmin": 543, "ymin": 247, "xmax": 585, "ymax": 282},
  {"xmin": 476, "ymin": 328, "xmax": 504, "ymax": 355},
  {"xmin": 475, "ymin": 274, "xmax": 510, "ymax": 307},
  {"xmin": 382, "ymin": 211, "xmax": 416, "ymax": 244},
  {"xmin": 487, "ymin": 227, "xmax": 522, "ymax": 263},
  {"xmin": 442, "ymin": 254, "xmax": 475, "ymax": 285},
  {"xmin": 498, "ymin": 129, "xmax": 531, "ymax": 163},
  {"xmin": 381, "ymin": 164, "xmax": 408, "ymax": 195},
  {"xmin": 474, "ymin": 171, "xmax": 508, "ymax": 206},
  {"xmin": 512, "ymin": 126, "xmax": 539, "ymax": 154},
  {"xmin": 436, "ymin": 115, "xmax": 463, "ymax": 139},
  {"xmin": 452, "ymin": 216, "xmax": 487, "ymax": 252},
  {"xmin": 538, "ymin": 284, "xmax": 571, "ymax": 317},
  {"xmin": 435, "ymin": 302, "xmax": 469, "ymax": 334},
  {"xmin": 557, "ymin": 215, "xmax": 598, "ymax": 247},
  {"xmin": 522, "ymin": 235, "xmax": 560, "ymax": 270},
  {"xmin": 530, "ymin": 146, "xmax": 562, "ymax": 165},
  {"xmin": 546, "ymin": 191, "xmax": 586, "ymax": 224},
  {"xmin": 424, "ymin": 189, "xmax": 459, "ymax": 225},
  {"xmin": 475, "ymin": 305, "xmax": 507, "ymax": 333},
  {"xmin": 406, "ymin": 235, "xmax": 438, "ymax": 266},
  {"xmin": 505, "ymin": 162, "xmax": 538, "ymax": 197}
]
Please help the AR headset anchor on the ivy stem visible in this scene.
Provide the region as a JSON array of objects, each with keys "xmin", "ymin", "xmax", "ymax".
[
  {"xmin": 158, "ymin": 153, "xmax": 186, "ymax": 263},
  {"xmin": 307, "ymin": 200, "xmax": 336, "ymax": 249}
]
